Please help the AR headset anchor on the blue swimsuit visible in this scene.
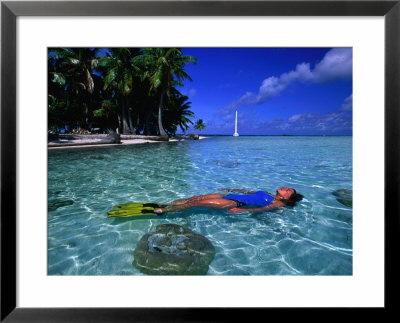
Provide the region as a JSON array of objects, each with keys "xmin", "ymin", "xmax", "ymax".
[{"xmin": 222, "ymin": 191, "xmax": 275, "ymax": 207}]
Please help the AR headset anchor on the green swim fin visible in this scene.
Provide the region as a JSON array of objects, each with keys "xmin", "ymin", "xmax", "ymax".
[{"xmin": 108, "ymin": 202, "xmax": 160, "ymax": 218}]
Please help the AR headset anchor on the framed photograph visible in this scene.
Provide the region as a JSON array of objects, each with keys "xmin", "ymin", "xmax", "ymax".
[{"xmin": 1, "ymin": 0, "xmax": 398, "ymax": 321}]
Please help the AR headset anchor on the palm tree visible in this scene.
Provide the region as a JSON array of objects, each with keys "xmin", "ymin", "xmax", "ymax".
[
  {"xmin": 49, "ymin": 48, "xmax": 98, "ymax": 129},
  {"xmin": 129, "ymin": 76, "xmax": 159, "ymax": 135},
  {"xmin": 163, "ymin": 90, "xmax": 195, "ymax": 135},
  {"xmin": 173, "ymin": 95, "xmax": 195, "ymax": 133},
  {"xmin": 48, "ymin": 54, "xmax": 67, "ymax": 130},
  {"xmin": 92, "ymin": 99, "xmax": 119, "ymax": 131},
  {"xmin": 134, "ymin": 48, "xmax": 197, "ymax": 138},
  {"xmin": 194, "ymin": 119, "xmax": 206, "ymax": 132},
  {"xmin": 96, "ymin": 48, "xmax": 140, "ymax": 134}
]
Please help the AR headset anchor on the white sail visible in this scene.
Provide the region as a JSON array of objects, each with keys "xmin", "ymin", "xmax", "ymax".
[{"xmin": 233, "ymin": 110, "xmax": 239, "ymax": 136}]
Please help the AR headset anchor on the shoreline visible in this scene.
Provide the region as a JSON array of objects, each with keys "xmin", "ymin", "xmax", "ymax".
[{"xmin": 48, "ymin": 135, "xmax": 207, "ymax": 149}]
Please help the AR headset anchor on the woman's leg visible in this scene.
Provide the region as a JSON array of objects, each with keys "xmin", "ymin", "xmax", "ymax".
[
  {"xmin": 162, "ymin": 194, "xmax": 226, "ymax": 206},
  {"xmin": 154, "ymin": 198, "xmax": 236, "ymax": 213}
]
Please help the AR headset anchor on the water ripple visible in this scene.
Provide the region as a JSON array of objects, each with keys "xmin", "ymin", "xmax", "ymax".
[{"xmin": 48, "ymin": 136, "xmax": 352, "ymax": 275}]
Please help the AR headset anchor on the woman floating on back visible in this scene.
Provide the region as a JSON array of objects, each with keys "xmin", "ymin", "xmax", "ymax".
[{"xmin": 154, "ymin": 187, "xmax": 303, "ymax": 214}]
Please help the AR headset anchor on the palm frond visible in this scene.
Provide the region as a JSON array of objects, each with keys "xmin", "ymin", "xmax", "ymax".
[
  {"xmin": 50, "ymin": 72, "xmax": 67, "ymax": 86},
  {"xmin": 103, "ymin": 67, "xmax": 118, "ymax": 90},
  {"xmin": 64, "ymin": 57, "xmax": 81, "ymax": 66},
  {"xmin": 97, "ymin": 57, "xmax": 116, "ymax": 69},
  {"xmin": 122, "ymin": 71, "xmax": 133, "ymax": 96}
]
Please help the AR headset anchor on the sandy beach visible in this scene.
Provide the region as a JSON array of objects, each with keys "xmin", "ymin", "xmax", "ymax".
[{"xmin": 48, "ymin": 134, "xmax": 207, "ymax": 149}]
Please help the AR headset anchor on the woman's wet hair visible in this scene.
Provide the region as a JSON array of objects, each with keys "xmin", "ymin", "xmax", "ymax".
[
  {"xmin": 293, "ymin": 193, "xmax": 304, "ymax": 202},
  {"xmin": 285, "ymin": 192, "xmax": 304, "ymax": 207}
]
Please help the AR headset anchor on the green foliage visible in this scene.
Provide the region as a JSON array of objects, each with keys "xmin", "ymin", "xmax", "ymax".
[
  {"xmin": 48, "ymin": 48, "xmax": 197, "ymax": 136},
  {"xmin": 134, "ymin": 48, "xmax": 197, "ymax": 136},
  {"xmin": 93, "ymin": 100, "xmax": 118, "ymax": 118},
  {"xmin": 49, "ymin": 72, "xmax": 66, "ymax": 86},
  {"xmin": 194, "ymin": 119, "xmax": 206, "ymax": 132},
  {"xmin": 163, "ymin": 90, "xmax": 195, "ymax": 136}
]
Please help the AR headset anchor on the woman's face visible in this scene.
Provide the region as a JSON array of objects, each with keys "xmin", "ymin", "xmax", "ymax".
[{"xmin": 277, "ymin": 187, "xmax": 296, "ymax": 200}]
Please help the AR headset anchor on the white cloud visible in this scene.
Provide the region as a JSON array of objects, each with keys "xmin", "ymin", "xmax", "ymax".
[
  {"xmin": 340, "ymin": 94, "xmax": 353, "ymax": 111},
  {"xmin": 312, "ymin": 48, "xmax": 353, "ymax": 82},
  {"xmin": 256, "ymin": 110, "xmax": 352, "ymax": 134},
  {"xmin": 279, "ymin": 94, "xmax": 353, "ymax": 134},
  {"xmin": 207, "ymin": 94, "xmax": 353, "ymax": 134},
  {"xmin": 229, "ymin": 48, "xmax": 352, "ymax": 111},
  {"xmin": 288, "ymin": 114, "xmax": 302, "ymax": 123}
]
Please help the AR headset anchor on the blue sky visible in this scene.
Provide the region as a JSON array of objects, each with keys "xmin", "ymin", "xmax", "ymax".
[{"xmin": 178, "ymin": 48, "xmax": 352, "ymax": 135}]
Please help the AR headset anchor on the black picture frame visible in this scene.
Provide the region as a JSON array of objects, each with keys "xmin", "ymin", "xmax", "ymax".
[{"xmin": 1, "ymin": 0, "xmax": 399, "ymax": 321}]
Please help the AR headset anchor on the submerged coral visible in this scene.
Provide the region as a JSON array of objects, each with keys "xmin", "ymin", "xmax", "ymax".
[
  {"xmin": 133, "ymin": 224, "xmax": 215, "ymax": 275},
  {"xmin": 332, "ymin": 189, "xmax": 352, "ymax": 208}
]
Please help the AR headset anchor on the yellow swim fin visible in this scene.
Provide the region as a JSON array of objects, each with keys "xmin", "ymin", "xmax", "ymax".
[{"xmin": 108, "ymin": 202, "xmax": 160, "ymax": 218}]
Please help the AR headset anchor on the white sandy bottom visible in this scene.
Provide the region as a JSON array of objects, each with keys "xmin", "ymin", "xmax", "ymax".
[{"xmin": 48, "ymin": 137, "xmax": 207, "ymax": 149}]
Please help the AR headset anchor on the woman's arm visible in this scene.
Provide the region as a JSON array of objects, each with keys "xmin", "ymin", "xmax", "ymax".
[
  {"xmin": 228, "ymin": 201, "xmax": 284, "ymax": 213},
  {"xmin": 220, "ymin": 188, "xmax": 256, "ymax": 194}
]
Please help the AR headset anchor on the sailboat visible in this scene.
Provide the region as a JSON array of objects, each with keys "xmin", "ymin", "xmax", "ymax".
[{"xmin": 233, "ymin": 110, "xmax": 239, "ymax": 137}]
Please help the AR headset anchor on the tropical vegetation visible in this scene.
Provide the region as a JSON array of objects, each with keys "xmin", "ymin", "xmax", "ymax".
[
  {"xmin": 194, "ymin": 119, "xmax": 206, "ymax": 132},
  {"xmin": 48, "ymin": 47, "xmax": 198, "ymax": 137}
]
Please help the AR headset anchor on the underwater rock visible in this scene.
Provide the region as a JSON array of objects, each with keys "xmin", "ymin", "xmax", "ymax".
[
  {"xmin": 336, "ymin": 199, "xmax": 352, "ymax": 208},
  {"xmin": 48, "ymin": 199, "xmax": 74, "ymax": 211},
  {"xmin": 332, "ymin": 189, "xmax": 352, "ymax": 199},
  {"xmin": 332, "ymin": 189, "xmax": 352, "ymax": 208},
  {"xmin": 133, "ymin": 224, "xmax": 215, "ymax": 275}
]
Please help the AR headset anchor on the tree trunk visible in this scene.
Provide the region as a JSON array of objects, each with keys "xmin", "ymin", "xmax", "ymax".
[
  {"xmin": 117, "ymin": 114, "xmax": 121, "ymax": 133},
  {"xmin": 120, "ymin": 97, "xmax": 130, "ymax": 134},
  {"xmin": 84, "ymin": 93, "xmax": 93, "ymax": 131},
  {"xmin": 135, "ymin": 113, "xmax": 141, "ymax": 135},
  {"xmin": 157, "ymin": 90, "xmax": 168, "ymax": 138},
  {"xmin": 127, "ymin": 106, "xmax": 134, "ymax": 134}
]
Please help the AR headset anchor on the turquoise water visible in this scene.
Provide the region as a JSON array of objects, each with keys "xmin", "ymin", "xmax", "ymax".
[{"xmin": 48, "ymin": 136, "xmax": 352, "ymax": 275}]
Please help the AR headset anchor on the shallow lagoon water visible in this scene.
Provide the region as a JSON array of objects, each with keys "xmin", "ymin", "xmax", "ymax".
[{"xmin": 48, "ymin": 136, "xmax": 352, "ymax": 275}]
